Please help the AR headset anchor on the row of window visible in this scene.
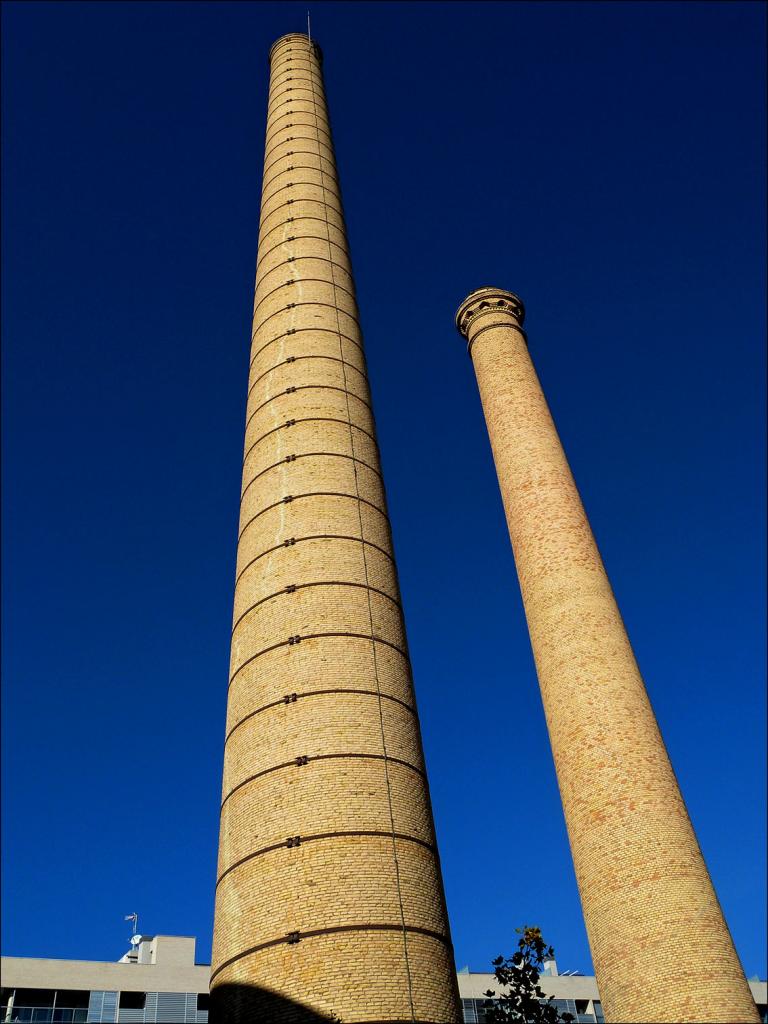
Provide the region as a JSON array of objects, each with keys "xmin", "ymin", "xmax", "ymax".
[
  {"xmin": 460, "ymin": 996, "xmax": 605, "ymax": 1023},
  {"xmin": 0, "ymin": 989, "xmax": 208, "ymax": 1024},
  {"xmin": 2, "ymin": 1012, "xmax": 88, "ymax": 1023}
]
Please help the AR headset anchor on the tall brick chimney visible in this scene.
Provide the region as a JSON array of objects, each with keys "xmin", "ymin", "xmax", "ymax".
[
  {"xmin": 210, "ymin": 33, "xmax": 461, "ymax": 1024},
  {"xmin": 454, "ymin": 286, "xmax": 759, "ymax": 1024}
]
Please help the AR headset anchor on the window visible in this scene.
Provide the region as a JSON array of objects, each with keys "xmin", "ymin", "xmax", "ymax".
[
  {"xmin": 574, "ymin": 998, "xmax": 598, "ymax": 1023},
  {"xmin": 551, "ymin": 999, "xmax": 579, "ymax": 1021},
  {"xmin": 118, "ymin": 991, "xmax": 146, "ymax": 1009},
  {"xmin": 54, "ymin": 992, "xmax": 90, "ymax": 1009},
  {"xmin": 196, "ymin": 994, "xmax": 210, "ymax": 1011},
  {"xmin": 14, "ymin": 990, "xmax": 56, "ymax": 1007},
  {"xmin": 88, "ymin": 991, "xmax": 117, "ymax": 1023},
  {"xmin": 461, "ymin": 998, "xmax": 494, "ymax": 1023}
]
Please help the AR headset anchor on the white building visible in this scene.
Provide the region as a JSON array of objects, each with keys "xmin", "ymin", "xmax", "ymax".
[
  {"xmin": 1, "ymin": 936, "xmax": 209, "ymax": 1023},
  {"xmin": 1, "ymin": 935, "xmax": 765, "ymax": 1022},
  {"xmin": 458, "ymin": 957, "xmax": 605, "ymax": 1023}
]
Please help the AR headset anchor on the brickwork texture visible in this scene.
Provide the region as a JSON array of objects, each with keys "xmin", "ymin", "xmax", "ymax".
[
  {"xmin": 210, "ymin": 33, "xmax": 461, "ymax": 1024},
  {"xmin": 455, "ymin": 287, "xmax": 759, "ymax": 1023}
]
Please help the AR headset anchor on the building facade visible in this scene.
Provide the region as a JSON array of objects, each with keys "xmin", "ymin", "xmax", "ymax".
[
  {"xmin": 0, "ymin": 936, "xmax": 209, "ymax": 1023},
  {"xmin": 2, "ymin": 939, "xmax": 765, "ymax": 1023},
  {"xmin": 210, "ymin": 30, "xmax": 460, "ymax": 1024},
  {"xmin": 458, "ymin": 968, "xmax": 768, "ymax": 1024}
]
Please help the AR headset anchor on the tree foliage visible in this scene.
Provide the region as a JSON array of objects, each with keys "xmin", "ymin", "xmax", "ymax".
[{"xmin": 482, "ymin": 926, "xmax": 574, "ymax": 1023}]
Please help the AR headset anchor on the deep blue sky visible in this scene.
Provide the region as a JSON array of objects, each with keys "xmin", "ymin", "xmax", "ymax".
[{"xmin": 2, "ymin": 0, "xmax": 765, "ymax": 979}]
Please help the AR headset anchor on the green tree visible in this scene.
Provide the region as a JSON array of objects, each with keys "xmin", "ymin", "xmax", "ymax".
[{"xmin": 482, "ymin": 927, "xmax": 575, "ymax": 1023}]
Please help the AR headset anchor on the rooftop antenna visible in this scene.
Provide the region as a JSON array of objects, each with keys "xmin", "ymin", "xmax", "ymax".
[{"xmin": 307, "ymin": 9, "xmax": 311, "ymax": 44}]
